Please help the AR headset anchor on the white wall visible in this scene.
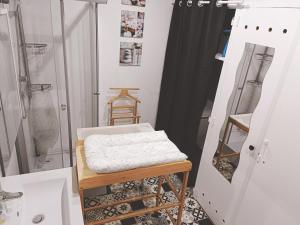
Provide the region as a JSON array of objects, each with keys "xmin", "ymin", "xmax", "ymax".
[{"xmin": 97, "ymin": 0, "xmax": 174, "ymax": 127}]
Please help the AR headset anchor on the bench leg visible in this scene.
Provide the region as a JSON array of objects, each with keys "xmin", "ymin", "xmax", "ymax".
[
  {"xmin": 140, "ymin": 178, "xmax": 145, "ymax": 193},
  {"xmin": 80, "ymin": 189, "xmax": 84, "ymax": 213},
  {"xmin": 156, "ymin": 176, "xmax": 163, "ymax": 206},
  {"xmin": 177, "ymin": 171, "xmax": 189, "ymax": 225}
]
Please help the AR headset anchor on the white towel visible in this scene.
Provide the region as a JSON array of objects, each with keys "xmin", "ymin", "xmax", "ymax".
[{"xmin": 84, "ymin": 131, "xmax": 188, "ymax": 173}]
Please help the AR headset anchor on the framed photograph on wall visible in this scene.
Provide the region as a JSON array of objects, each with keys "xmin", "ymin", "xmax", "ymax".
[
  {"xmin": 120, "ymin": 42, "xmax": 143, "ymax": 66},
  {"xmin": 121, "ymin": 0, "xmax": 146, "ymax": 7},
  {"xmin": 121, "ymin": 10, "xmax": 144, "ymax": 38}
]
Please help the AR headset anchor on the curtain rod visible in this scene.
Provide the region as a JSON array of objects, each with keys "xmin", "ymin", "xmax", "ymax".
[
  {"xmin": 175, "ymin": 0, "xmax": 246, "ymax": 8},
  {"xmin": 176, "ymin": 0, "xmax": 211, "ymax": 7}
]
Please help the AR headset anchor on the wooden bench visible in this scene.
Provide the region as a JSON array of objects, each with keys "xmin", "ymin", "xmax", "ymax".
[{"xmin": 76, "ymin": 140, "xmax": 192, "ymax": 225}]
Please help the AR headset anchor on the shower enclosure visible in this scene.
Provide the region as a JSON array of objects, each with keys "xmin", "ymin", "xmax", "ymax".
[
  {"xmin": 0, "ymin": 0, "xmax": 98, "ymax": 175},
  {"xmin": 16, "ymin": 0, "xmax": 73, "ymax": 172},
  {"xmin": 0, "ymin": 7, "xmax": 23, "ymax": 175}
]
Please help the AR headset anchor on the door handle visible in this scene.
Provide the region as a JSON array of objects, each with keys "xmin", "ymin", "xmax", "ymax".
[
  {"xmin": 256, "ymin": 139, "xmax": 270, "ymax": 164},
  {"xmin": 249, "ymin": 145, "xmax": 255, "ymax": 151},
  {"xmin": 93, "ymin": 92, "xmax": 101, "ymax": 96}
]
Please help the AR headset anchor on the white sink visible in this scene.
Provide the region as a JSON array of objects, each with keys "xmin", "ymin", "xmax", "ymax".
[
  {"xmin": 0, "ymin": 168, "xmax": 83, "ymax": 225},
  {"xmin": 22, "ymin": 179, "xmax": 69, "ymax": 225}
]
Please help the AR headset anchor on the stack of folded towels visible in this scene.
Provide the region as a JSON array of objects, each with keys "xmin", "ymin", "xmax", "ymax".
[{"xmin": 84, "ymin": 131, "xmax": 188, "ymax": 173}]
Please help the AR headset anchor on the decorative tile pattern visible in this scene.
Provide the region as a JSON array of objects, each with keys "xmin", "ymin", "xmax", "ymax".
[
  {"xmin": 145, "ymin": 177, "xmax": 158, "ymax": 186},
  {"xmin": 161, "ymin": 191, "xmax": 178, "ymax": 204},
  {"xmin": 105, "ymin": 221, "xmax": 122, "ymax": 225},
  {"xmin": 116, "ymin": 203, "xmax": 132, "ymax": 214},
  {"xmin": 85, "ymin": 208, "xmax": 106, "ymax": 223},
  {"xmin": 103, "ymin": 206, "xmax": 119, "ymax": 217},
  {"xmin": 84, "ymin": 175, "xmax": 213, "ymax": 225},
  {"xmin": 142, "ymin": 197, "xmax": 156, "ymax": 208}
]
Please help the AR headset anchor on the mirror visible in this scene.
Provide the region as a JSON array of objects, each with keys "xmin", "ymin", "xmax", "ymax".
[{"xmin": 212, "ymin": 43, "xmax": 275, "ymax": 182}]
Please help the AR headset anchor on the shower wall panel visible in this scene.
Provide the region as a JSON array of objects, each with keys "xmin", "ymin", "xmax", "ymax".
[
  {"xmin": 18, "ymin": 0, "xmax": 95, "ymax": 171},
  {"xmin": 20, "ymin": 0, "xmax": 66, "ymax": 169},
  {"xmin": 0, "ymin": 8, "xmax": 22, "ymax": 175}
]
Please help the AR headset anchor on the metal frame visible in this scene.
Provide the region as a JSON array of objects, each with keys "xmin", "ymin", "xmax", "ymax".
[
  {"xmin": 78, "ymin": 0, "xmax": 108, "ymax": 126},
  {"xmin": 15, "ymin": 3, "xmax": 32, "ymax": 118},
  {"xmin": 90, "ymin": 2, "xmax": 100, "ymax": 126},
  {"xmin": 15, "ymin": 124, "xmax": 30, "ymax": 174},
  {"xmin": 94, "ymin": 3, "xmax": 100, "ymax": 126},
  {"xmin": 58, "ymin": 0, "xmax": 108, "ymax": 165},
  {"xmin": 0, "ymin": 94, "xmax": 11, "ymax": 163},
  {"xmin": 60, "ymin": 0, "xmax": 74, "ymax": 167},
  {"xmin": 0, "ymin": 94, "xmax": 6, "ymax": 177}
]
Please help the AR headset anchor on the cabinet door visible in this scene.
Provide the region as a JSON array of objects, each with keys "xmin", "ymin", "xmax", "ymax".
[
  {"xmin": 0, "ymin": 9, "xmax": 22, "ymax": 162},
  {"xmin": 194, "ymin": 8, "xmax": 300, "ymax": 225},
  {"xmin": 234, "ymin": 24, "xmax": 300, "ymax": 225}
]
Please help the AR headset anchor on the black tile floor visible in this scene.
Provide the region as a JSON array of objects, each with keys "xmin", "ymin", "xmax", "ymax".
[{"xmin": 84, "ymin": 175, "xmax": 214, "ymax": 225}]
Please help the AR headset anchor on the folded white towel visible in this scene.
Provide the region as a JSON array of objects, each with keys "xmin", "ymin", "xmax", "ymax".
[
  {"xmin": 84, "ymin": 131, "xmax": 188, "ymax": 173},
  {"xmin": 85, "ymin": 130, "xmax": 168, "ymax": 150}
]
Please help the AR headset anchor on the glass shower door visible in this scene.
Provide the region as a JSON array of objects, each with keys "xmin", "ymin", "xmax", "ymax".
[
  {"xmin": 19, "ymin": 0, "xmax": 69, "ymax": 172},
  {"xmin": 0, "ymin": 8, "xmax": 23, "ymax": 175}
]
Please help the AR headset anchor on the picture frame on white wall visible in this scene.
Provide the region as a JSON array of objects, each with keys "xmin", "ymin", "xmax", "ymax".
[
  {"xmin": 120, "ymin": 42, "xmax": 143, "ymax": 66},
  {"xmin": 121, "ymin": 0, "xmax": 146, "ymax": 7},
  {"xmin": 121, "ymin": 10, "xmax": 145, "ymax": 38}
]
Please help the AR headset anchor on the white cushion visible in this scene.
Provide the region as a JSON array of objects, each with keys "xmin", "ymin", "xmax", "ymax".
[{"xmin": 84, "ymin": 131, "xmax": 187, "ymax": 173}]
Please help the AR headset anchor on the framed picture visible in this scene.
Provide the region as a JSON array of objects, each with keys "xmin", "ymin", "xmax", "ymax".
[
  {"xmin": 120, "ymin": 42, "xmax": 143, "ymax": 66},
  {"xmin": 121, "ymin": 0, "xmax": 146, "ymax": 7},
  {"xmin": 121, "ymin": 10, "xmax": 144, "ymax": 38}
]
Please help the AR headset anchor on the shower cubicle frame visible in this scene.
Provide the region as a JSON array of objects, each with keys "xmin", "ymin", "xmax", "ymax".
[
  {"xmin": 0, "ymin": 8, "xmax": 7, "ymax": 178},
  {"xmin": 74, "ymin": 0, "xmax": 108, "ymax": 126},
  {"xmin": 59, "ymin": 0, "xmax": 74, "ymax": 167},
  {"xmin": 59, "ymin": 0, "xmax": 108, "ymax": 166},
  {"xmin": 0, "ymin": 6, "xmax": 23, "ymax": 176},
  {"xmin": 0, "ymin": 0, "xmax": 108, "ymax": 174}
]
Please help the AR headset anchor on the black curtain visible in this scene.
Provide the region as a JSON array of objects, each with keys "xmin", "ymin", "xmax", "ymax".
[{"xmin": 156, "ymin": 0, "xmax": 228, "ymax": 187}]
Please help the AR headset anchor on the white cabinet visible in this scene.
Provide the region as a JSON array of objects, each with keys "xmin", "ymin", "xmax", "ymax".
[
  {"xmin": 234, "ymin": 46, "xmax": 300, "ymax": 225},
  {"xmin": 194, "ymin": 6, "xmax": 300, "ymax": 225}
]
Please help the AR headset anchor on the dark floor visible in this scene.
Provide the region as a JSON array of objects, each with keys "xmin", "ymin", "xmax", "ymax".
[{"xmin": 84, "ymin": 175, "xmax": 214, "ymax": 225}]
